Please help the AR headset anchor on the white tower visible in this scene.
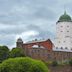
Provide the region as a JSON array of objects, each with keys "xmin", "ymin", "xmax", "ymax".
[{"xmin": 55, "ymin": 11, "xmax": 72, "ymax": 51}]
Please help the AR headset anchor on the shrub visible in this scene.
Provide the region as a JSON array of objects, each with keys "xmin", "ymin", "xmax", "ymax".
[
  {"xmin": 52, "ymin": 61, "xmax": 58, "ymax": 66},
  {"xmin": 0, "ymin": 57, "xmax": 49, "ymax": 72}
]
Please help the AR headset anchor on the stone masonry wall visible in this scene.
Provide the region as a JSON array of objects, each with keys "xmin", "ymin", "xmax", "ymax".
[{"xmin": 48, "ymin": 66, "xmax": 72, "ymax": 72}]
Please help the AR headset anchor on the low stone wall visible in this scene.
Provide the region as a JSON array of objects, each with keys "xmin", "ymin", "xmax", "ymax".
[{"xmin": 48, "ymin": 65, "xmax": 72, "ymax": 72}]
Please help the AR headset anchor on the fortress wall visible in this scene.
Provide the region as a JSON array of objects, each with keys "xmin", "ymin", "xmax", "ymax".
[{"xmin": 48, "ymin": 65, "xmax": 72, "ymax": 72}]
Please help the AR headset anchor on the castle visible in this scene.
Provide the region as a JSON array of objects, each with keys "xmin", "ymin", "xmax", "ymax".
[{"xmin": 16, "ymin": 11, "xmax": 72, "ymax": 62}]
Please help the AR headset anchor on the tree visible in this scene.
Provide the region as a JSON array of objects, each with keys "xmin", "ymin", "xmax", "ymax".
[
  {"xmin": 9, "ymin": 48, "xmax": 25, "ymax": 58},
  {"xmin": 0, "ymin": 46, "xmax": 9, "ymax": 63},
  {"xmin": 0, "ymin": 57, "xmax": 49, "ymax": 72}
]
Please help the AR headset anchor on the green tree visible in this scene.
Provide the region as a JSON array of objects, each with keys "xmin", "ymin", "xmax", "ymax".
[
  {"xmin": 0, "ymin": 57, "xmax": 49, "ymax": 72},
  {"xmin": 0, "ymin": 46, "xmax": 9, "ymax": 63},
  {"xmin": 9, "ymin": 48, "xmax": 25, "ymax": 58}
]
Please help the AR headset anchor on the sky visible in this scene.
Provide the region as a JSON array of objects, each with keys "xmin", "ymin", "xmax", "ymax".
[{"xmin": 0, "ymin": 0, "xmax": 72, "ymax": 49}]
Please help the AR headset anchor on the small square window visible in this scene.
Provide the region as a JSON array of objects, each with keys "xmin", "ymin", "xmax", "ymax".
[
  {"xmin": 56, "ymin": 47, "xmax": 58, "ymax": 49},
  {"xmin": 67, "ymin": 31, "xmax": 69, "ymax": 32},
  {"xmin": 65, "ymin": 47, "xmax": 68, "ymax": 49},
  {"xmin": 61, "ymin": 26, "xmax": 63, "ymax": 27},
  {"xmin": 61, "ymin": 31, "xmax": 63, "ymax": 32},
  {"xmin": 61, "ymin": 47, "xmax": 63, "ymax": 49},
  {"xmin": 67, "ymin": 26, "xmax": 69, "ymax": 27},
  {"xmin": 59, "ymin": 41, "xmax": 60, "ymax": 43},
  {"xmin": 64, "ymin": 41, "xmax": 65, "ymax": 43}
]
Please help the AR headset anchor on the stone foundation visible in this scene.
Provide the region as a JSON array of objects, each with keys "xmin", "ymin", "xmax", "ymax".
[{"xmin": 48, "ymin": 65, "xmax": 72, "ymax": 72}]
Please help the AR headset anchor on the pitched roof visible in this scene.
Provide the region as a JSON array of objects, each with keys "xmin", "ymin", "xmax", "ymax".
[{"xmin": 23, "ymin": 39, "xmax": 53, "ymax": 50}]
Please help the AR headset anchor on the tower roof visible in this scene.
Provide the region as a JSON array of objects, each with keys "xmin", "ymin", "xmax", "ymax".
[
  {"xmin": 17, "ymin": 38, "xmax": 23, "ymax": 42},
  {"xmin": 58, "ymin": 11, "xmax": 72, "ymax": 22}
]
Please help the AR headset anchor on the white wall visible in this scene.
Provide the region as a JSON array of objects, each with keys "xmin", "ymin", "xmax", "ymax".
[{"xmin": 55, "ymin": 22, "xmax": 72, "ymax": 51}]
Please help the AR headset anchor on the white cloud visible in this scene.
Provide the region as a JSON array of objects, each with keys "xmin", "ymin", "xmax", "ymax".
[
  {"xmin": 0, "ymin": 0, "xmax": 72, "ymax": 48},
  {"xmin": 15, "ymin": 30, "xmax": 39, "ymax": 42}
]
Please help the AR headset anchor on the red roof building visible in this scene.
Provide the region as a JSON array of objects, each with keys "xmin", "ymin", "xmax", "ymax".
[{"xmin": 22, "ymin": 39, "xmax": 53, "ymax": 51}]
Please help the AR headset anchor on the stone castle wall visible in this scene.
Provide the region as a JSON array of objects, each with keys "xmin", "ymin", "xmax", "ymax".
[
  {"xmin": 16, "ymin": 39, "xmax": 72, "ymax": 62},
  {"xmin": 48, "ymin": 65, "xmax": 72, "ymax": 72},
  {"xmin": 23, "ymin": 47, "xmax": 72, "ymax": 62}
]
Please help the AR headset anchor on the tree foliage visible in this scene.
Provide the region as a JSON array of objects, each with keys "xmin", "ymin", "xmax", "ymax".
[
  {"xmin": 0, "ymin": 57, "xmax": 49, "ymax": 72},
  {"xmin": 9, "ymin": 48, "xmax": 25, "ymax": 58},
  {"xmin": 0, "ymin": 46, "xmax": 9, "ymax": 63}
]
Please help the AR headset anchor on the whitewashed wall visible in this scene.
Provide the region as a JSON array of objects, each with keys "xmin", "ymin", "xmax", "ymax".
[{"xmin": 55, "ymin": 22, "xmax": 72, "ymax": 51}]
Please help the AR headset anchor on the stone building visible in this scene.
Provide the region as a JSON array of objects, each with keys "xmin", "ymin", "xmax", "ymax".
[
  {"xmin": 16, "ymin": 38, "xmax": 72, "ymax": 62},
  {"xmin": 16, "ymin": 11, "xmax": 72, "ymax": 62},
  {"xmin": 16, "ymin": 38, "xmax": 53, "ymax": 61}
]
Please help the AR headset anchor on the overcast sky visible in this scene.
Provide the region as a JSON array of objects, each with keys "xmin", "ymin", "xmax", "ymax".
[{"xmin": 0, "ymin": 0, "xmax": 72, "ymax": 49}]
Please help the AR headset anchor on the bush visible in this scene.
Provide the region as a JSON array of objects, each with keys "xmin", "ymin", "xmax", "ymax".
[
  {"xmin": 0, "ymin": 57, "xmax": 49, "ymax": 72},
  {"xmin": 52, "ymin": 61, "xmax": 58, "ymax": 66}
]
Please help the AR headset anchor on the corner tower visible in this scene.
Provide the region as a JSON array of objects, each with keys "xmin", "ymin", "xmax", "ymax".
[
  {"xmin": 55, "ymin": 11, "xmax": 72, "ymax": 51},
  {"xmin": 16, "ymin": 38, "xmax": 23, "ymax": 48}
]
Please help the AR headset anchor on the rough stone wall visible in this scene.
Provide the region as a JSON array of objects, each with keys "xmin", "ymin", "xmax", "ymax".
[
  {"xmin": 23, "ymin": 48, "xmax": 72, "ymax": 62},
  {"xmin": 52, "ymin": 51, "xmax": 72, "ymax": 61},
  {"xmin": 17, "ymin": 41, "xmax": 72, "ymax": 62},
  {"xmin": 48, "ymin": 66, "xmax": 72, "ymax": 72},
  {"xmin": 23, "ymin": 47, "xmax": 52, "ymax": 61}
]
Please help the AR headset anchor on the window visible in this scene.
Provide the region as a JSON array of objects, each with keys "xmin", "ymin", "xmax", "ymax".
[
  {"xmin": 48, "ymin": 54, "xmax": 51, "ymax": 58},
  {"xmin": 61, "ymin": 31, "xmax": 63, "ymax": 32},
  {"xmin": 64, "ymin": 41, "xmax": 65, "ymax": 43},
  {"xmin": 38, "ymin": 50, "xmax": 40, "ymax": 52},
  {"xmin": 67, "ymin": 31, "xmax": 69, "ymax": 32},
  {"xmin": 61, "ymin": 47, "xmax": 63, "ymax": 49},
  {"xmin": 59, "ymin": 41, "xmax": 60, "ymax": 43},
  {"xmin": 65, "ymin": 47, "xmax": 68, "ymax": 49},
  {"xmin": 56, "ymin": 47, "xmax": 58, "ymax": 49},
  {"xmin": 32, "ymin": 50, "xmax": 35, "ymax": 53},
  {"xmin": 61, "ymin": 26, "xmax": 63, "ymax": 27},
  {"xmin": 67, "ymin": 26, "xmax": 69, "ymax": 27},
  {"xmin": 65, "ymin": 36, "xmax": 70, "ymax": 37}
]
